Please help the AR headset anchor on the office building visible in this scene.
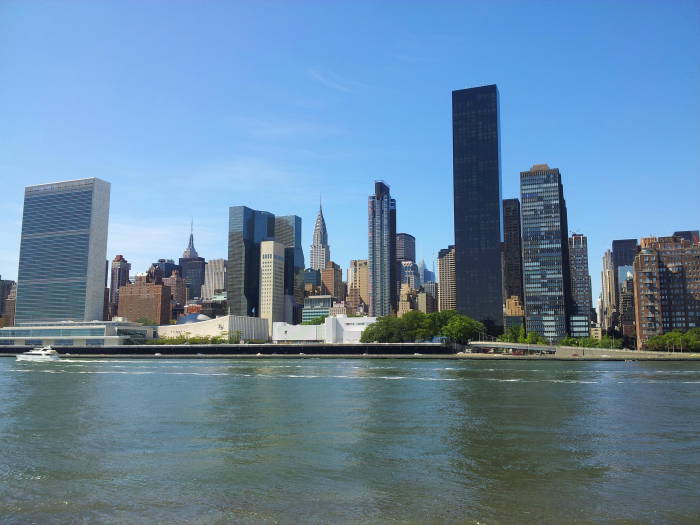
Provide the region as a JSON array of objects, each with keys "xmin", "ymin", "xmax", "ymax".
[
  {"xmin": 368, "ymin": 181, "xmax": 397, "ymax": 317},
  {"xmin": 397, "ymin": 283, "xmax": 417, "ymax": 317},
  {"xmin": 568, "ymin": 233, "xmax": 592, "ymax": 337},
  {"xmin": 633, "ymin": 236, "xmax": 700, "ymax": 349},
  {"xmin": 310, "ymin": 205, "xmax": 330, "ymax": 271},
  {"xmin": 600, "ymin": 250, "xmax": 617, "ymax": 331},
  {"xmin": 347, "ymin": 259, "xmax": 369, "ymax": 313},
  {"xmin": 275, "ymin": 215, "xmax": 305, "ymax": 323},
  {"xmin": 301, "ymin": 295, "xmax": 333, "ymax": 323},
  {"xmin": 259, "ymin": 241, "xmax": 286, "ymax": 335},
  {"xmin": 0, "ymin": 320, "xmax": 153, "ymax": 347},
  {"xmin": 109, "ymin": 255, "xmax": 130, "ymax": 318},
  {"xmin": 673, "ymin": 230, "xmax": 699, "ymax": 244},
  {"xmin": 179, "ymin": 228, "xmax": 206, "ymax": 301},
  {"xmin": 227, "ymin": 206, "xmax": 275, "ymax": 317},
  {"xmin": 0, "ymin": 277, "xmax": 15, "ymax": 318},
  {"xmin": 396, "ymin": 233, "xmax": 416, "ymax": 262},
  {"xmin": 619, "ymin": 273, "xmax": 636, "ymax": 339},
  {"xmin": 399, "ymin": 260, "xmax": 420, "ymax": 291},
  {"xmin": 321, "ymin": 261, "xmax": 344, "ymax": 301},
  {"xmin": 452, "ymin": 84, "xmax": 503, "ymax": 328},
  {"xmin": 502, "ymin": 198, "xmax": 523, "ymax": 306},
  {"xmin": 201, "ymin": 258, "xmax": 226, "ymax": 301},
  {"xmin": 437, "ymin": 245, "xmax": 456, "ymax": 312},
  {"xmin": 162, "ymin": 268, "xmax": 187, "ymax": 316},
  {"xmin": 117, "ymin": 265, "xmax": 171, "ymax": 325},
  {"xmin": 520, "ymin": 164, "xmax": 571, "ymax": 342},
  {"xmin": 15, "ymin": 178, "xmax": 110, "ymax": 324},
  {"xmin": 417, "ymin": 290, "xmax": 437, "ymax": 314},
  {"xmin": 154, "ymin": 259, "xmax": 179, "ymax": 278}
]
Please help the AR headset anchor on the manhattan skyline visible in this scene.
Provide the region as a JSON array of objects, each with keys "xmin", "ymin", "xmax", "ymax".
[{"xmin": 1, "ymin": 1, "xmax": 699, "ymax": 306}]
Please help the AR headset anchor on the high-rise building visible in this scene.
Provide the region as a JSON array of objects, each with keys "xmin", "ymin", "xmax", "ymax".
[
  {"xmin": 399, "ymin": 260, "xmax": 420, "ymax": 290},
  {"xmin": 0, "ymin": 276, "xmax": 15, "ymax": 318},
  {"xmin": 259, "ymin": 240, "xmax": 285, "ymax": 336},
  {"xmin": 417, "ymin": 290, "xmax": 437, "ymax": 314},
  {"xmin": 568, "ymin": 233, "xmax": 592, "ymax": 337},
  {"xmin": 633, "ymin": 236, "xmax": 700, "ymax": 348},
  {"xmin": 15, "ymin": 178, "xmax": 110, "ymax": 324},
  {"xmin": 321, "ymin": 261, "xmax": 344, "ymax": 301},
  {"xmin": 109, "ymin": 255, "xmax": 130, "ymax": 318},
  {"xmin": 612, "ymin": 239, "xmax": 638, "ymax": 314},
  {"xmin": 673, "ymin": 230, "xmax": 699, "ymax": 244},
  {"xmin": 347, "ymin": 259, "xmax": 369, "ymax": 313},
  {"xmin": 310, "ymin": 205, "xmax": 330, "ymax": 271},
  {"xmin": 275, "ymin": 215, "xmax": 305, "ymax": 323},
  {"xmin": 502, "ymin": 198, "xmax": 523, "ymax": 308},
  {"xmin": 2, "ymin": 283, "xmax": 17, "ymax": 327},
  {"xmin": 117, "ymin": 265, "xmax": 171, "ymax": 325},
  {"xmin": 179, "ymin": 227, "xmax": 206, "ymax": 301},
  {"xmin": 227, "ymin": 206, "xmax": 275, "ymax": 317},
  {"xmin": 619, "ymin": 272, "xmax": 636, "ymax": 339},
  {"xmin": 368, "ymin": 181, "xmax": 397, "ymax": 317},
  {"xmin": 154, "ymin": 259, "xmax": 179, "ymax": 278},
  {"xmin": 201, "ymin": 259, "xmax": 227, "ymax": 300},
  {"xmin": 520, "ymin": 164, "xmax": 571, "ymax": 342},
  {"xmin": 452, "ymin": 85, "xmax": 503, "ymax": 328},
  {"xmin": 396, "ymin": 233, "xmax": 416, "ymax": 262},
  {"xmin": 397, "ymin": 283, "xmax": 417, "ymax": 317},
  {"xmin": 162, "ymin": 268, "xmax": 187, "ymax": 311},
  {"xmin": 437, "ymin": 245, "xmax": 456, "ymax": 312},
  {"xmin": 600, "ymin": 250, "xmax": 617, "ymax": 331}
]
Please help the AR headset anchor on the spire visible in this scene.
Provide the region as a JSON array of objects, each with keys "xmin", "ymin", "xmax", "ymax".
[
  {"xmin": 182, "ymin": 220, "xmax": 199, "ymax": 259},
  {"xmin": 310, "ymin": 201, "xmax": 330, "ymax": 271}
]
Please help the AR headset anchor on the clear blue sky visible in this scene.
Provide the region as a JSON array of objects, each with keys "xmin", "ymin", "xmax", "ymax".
[{"xmin": 1, "ymin": 1, "xmax": 699, "ymax": 305}]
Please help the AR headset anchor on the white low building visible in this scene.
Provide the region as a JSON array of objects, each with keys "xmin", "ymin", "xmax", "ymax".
[
  {"xmin": 157, "ymin": 315, "xmax": 268, "ymax": 342},
  {"xmin": 272, "ymin": 315, "xmax": 377, "ymax": 344}
]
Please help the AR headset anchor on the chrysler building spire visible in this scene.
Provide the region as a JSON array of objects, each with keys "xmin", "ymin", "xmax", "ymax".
[{"xmin": 310, "ymin": 202, "xmax": 330, "ymax": 271}]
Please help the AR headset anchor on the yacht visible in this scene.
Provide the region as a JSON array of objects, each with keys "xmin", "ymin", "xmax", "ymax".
[{"xmin": 16, "ymin": 346, "xmax": 61, "ymax": 362}]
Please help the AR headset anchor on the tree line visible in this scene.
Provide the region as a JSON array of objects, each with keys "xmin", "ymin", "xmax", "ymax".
[{"xmin": 360, "ymin": 310, "xmax": 485, "ymax": 344}]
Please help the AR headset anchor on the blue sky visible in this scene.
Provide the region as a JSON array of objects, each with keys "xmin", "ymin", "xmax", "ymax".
[{"xmin": 1, "ymin": 1, "xmax": 699, "ymax": 304}]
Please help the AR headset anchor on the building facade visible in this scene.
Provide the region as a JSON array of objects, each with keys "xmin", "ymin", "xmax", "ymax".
[
  {"xmin": 0, "ymin": 277, "xmax": 15, "ymax": 318},
  {"xmin": 310, "ymin": 205, "xmax": 330, "ymax": 271},
  {"xmin": 302, "ymin": 295, "xmax": 333, "ymax": 323},
  {"xmin": 568, "ymin": 233, "xmax": 593, "ymax": 337},
  {"xmin": 437, "ymin": 245, "xmax": 456, "ymax": 312},
  {"xmin": 396, "ymin": 233, "xmax": 416, "ymax": 262},
  {"xmin": 520, "ymin": 164, "xmax": 571, "ymax": 342},
  {"xmin": 117, "ymin": 266, "xmax": 171, "ymax": 325},
  {"xmin": 452, "ymin": 84, "xmax": 503, "ymax": 328},
  {"xmin": 600, "ymin": 250, "xmax": 617, "ymax": 331},
  {"xmin": 201, "ymin": 258, "xmax": 226, "ymax": 301},
  {"xmin": 633, "ymin": 236, "xmax": 700, "ymax": 348},
  {"xmin": 368, "ymin": 181, "xmax": 397, "ymax": 317},
  {"xmin": 275, "ymin": 215, "xmax": 305, "ymax": 323},
  {"xmin": 15, "ymin": 178, "xmax": 110, "ymax": 324},
  {"xmin": 259, "ymin": 241, "xmax": 286, "ymax": 335},
  {"xmin": 502, "ymin": 198, "xmax": 523, "ymax": 308},
  {"xmin": 321, "ymin": 261, "xmax": 344, "ymax": 301},
  {"xmin": 347, "ymin": 259, "xmax": 369, "ymax": 312},
  {"xmin": 179, "ymin": 230, "xmax": 206, "ymax": 301},
  {"xmin": 109, "ymin": 255, "xmax": 130, "ymax": 318}
]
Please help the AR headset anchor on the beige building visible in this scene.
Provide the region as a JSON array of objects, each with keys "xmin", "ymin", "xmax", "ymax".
[
  {"xmin": 438, "ymin": 245, "xmax": 456, "ymax": 311},
  {"xmin": 259, "ymin": 241, "xmax": 286, "ymax": 335},
  {"xmin": 347, "ymin": 259, "xmax": 369, "ymax": 312},
  {"xmin": 397, "ymin": 283, "xmax": 417, "ymax": 317}
]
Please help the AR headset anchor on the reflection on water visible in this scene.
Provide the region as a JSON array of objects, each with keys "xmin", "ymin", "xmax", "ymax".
[{"xmin": 1, "ymin": 358, "xmax": 699, "ymax": 523}]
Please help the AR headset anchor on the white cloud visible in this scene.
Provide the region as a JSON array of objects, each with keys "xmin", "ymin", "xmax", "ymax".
[{"xmin": 308, "ymin": 67, "xmax": 361, "ymax": 93}]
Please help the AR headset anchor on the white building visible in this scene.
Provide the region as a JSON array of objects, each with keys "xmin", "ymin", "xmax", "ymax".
[
  {"xmin": 157, "ymin": 314, "xmax": 268, "ymax": 342},
  {"xmin": 259, "ymin": 241, "xmax": 285, "ymax": 335},
  {"xmin": 272, "ymin": 315, "xmax": 377, "ymax": 344}
]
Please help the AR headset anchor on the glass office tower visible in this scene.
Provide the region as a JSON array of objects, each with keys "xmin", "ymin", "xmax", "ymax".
[
  {"xmin": 520, "ymin": 164, "xmax": 571, "ymax": 341},
  {"xmin": 452, "ymin": 85, "xmax": 503, "ymax": 329},
  {"xmin": 15, "ymin": 178, "xmax": 110, "ymax": 324},
  {"xmin": 275, "ymin": 215, "xmax": 305, "ymax": 323},
  {"xmin": 502, "ymin": 198, "xmax": 523, "ymax": 304},
  {"xmin": 368, "ymin": 181, "xmax": 397, "ymax": 317}
]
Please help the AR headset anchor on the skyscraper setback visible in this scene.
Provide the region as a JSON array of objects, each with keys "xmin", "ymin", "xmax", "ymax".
[
  {"xmin": 368, "ymin": 181, "xmax": 397, "ymax": 317},
  {"xmin": 452, "ymin": 85, "xmax": 503, "ymax": 328},
  {"xmin": 520, "ymin": 164, "xmax": 571, "ymax": 341},
  {"xmin": 15, "ymin": 178, "xmax": 110, "ymax": 324}
]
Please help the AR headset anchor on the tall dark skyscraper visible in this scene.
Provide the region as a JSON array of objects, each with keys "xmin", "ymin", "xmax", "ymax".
[
  {"xmin": 520, "ymin": 164, "xmax": 571, "ymax": 341},
  {"xmin": 368, "ymin": 181, "xmax": 397, "ymax": 317},
  {"xmin": 396, "ymin": 233, "xmax": 416, "ymax": 262},
  {"xmin": 109, "ymin": 255, "xmax": 131, "ymax": 318},
  {"xmin": 227, "ymin": 206, "xmax": 275, "ymax": 317},
  {"xmin": 502, "ymin": 198, "xmax": 523, "ymax": 305},
  {"xmin": 568, "ymin": 233, "xmax": 593, "ymax": 337},
  {"xmin": 179, "ymin": 227, "xmax": 206, "ymax": 301},
  {"xmin": 452, "ymin": 85, "xmax": 503, "ymax": 329},
  {"xmin": 275, "ymin": 215, "xmax": 305, "ymax": 323}
]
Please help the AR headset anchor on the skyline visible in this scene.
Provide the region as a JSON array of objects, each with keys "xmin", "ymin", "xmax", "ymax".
[{"xmin": 2, "ymin": 1, "xmax": 699, "ymax": 306}]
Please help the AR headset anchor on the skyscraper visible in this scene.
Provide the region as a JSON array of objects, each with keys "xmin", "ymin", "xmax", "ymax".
[
  {"xmin": 109, "ymin": 255, "xmax": 131, "ymax": 318},
  {"xmin": 259, "ymin": 240, "xmax": 286, "ymax": 335},
  {"xmin": 600, "ymin": 250, "xmax": 617, "ymax": 331},
  {"xmin": 502, "ymin": 198, "xmax": 523, "ymax": 306},
  {"xmin": 452, "ymin": 85, "xmax": 503, "ymax": 328},
  {"xmin": 179, "ymin": 227, "xmax": 206, "ymax": 301},
  {"xmin": 15, "ymin": 178, "xmax": 110, "ymax": 324},
  {"xmin": 568, "ymin": 233, "xmax": 593, "ymax": 337},
  {"xmin": 201, "ymin": 259, "xmax": 227, "ymax": 300},
  {"xmin": 396, "ymin": 233, "xmax": 416, "ymax": 262},
  {"xmin": 437, "ymin": 245, "xmax": 456, "ymax": 312},
  {"xmin": 310, "ymin": 205, "xmax": 330, "ymax": 271},
  {"xmin": 368, "ymin": 181, "xmax": 397, "ymax": 317},
  {"xmin": 275, "ymin": 215, "xmax": 305, "ymax": 323},
  {"xmin": 347, "ymin": 259, "xmax": 369, "ymax": 313},
  {"xmin": 228, "ymin": 206, "xmax": 275, "ymax": 316},
  {"xmin": 520, "ymin": 164, "xmax": 571, "ymax": 341}
]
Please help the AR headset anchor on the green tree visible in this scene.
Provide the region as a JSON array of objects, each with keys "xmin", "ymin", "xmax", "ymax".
[
  {"xmin": 302, "ymin": 315, "xmax": 328, "ymax": 325},
  {"xmin": 135, "ymin": 317, "xmax": 156, "ymax": 326},
  {"xmin": 440, "ymin": 316, "xmax": 485, "ymax": 345}
]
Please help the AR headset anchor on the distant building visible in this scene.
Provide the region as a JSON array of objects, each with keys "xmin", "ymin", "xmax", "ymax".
[
  {"xmin": 0, "ymin": 276, "xmax": 15, "ymax": 318},
  {"xmin": 154, "ymin": 259, "xmax": 179, "ymax": 278},
  {"xmin": 502, "ymin": 198, "xmax": 523, "ymax": 309},
  {"xmin": 633, "ymin": 236, "xmax": 700, "ymax": 349},
  {"xmin": 417, "ymin": 290, "xmax": 437, "ymax": 314},
  {"xmin": 201, "ymin": 259, "xmax": 226, "ymax": 301},
  {"xmin": 109, "ymin": 255, "xmax": 130, "ymax": 319},
  {"xmin": 452, "ymin": 85, "xmax": 503, "ymax": 328},
  {"xmin": 117, "ymin": 265, "xmax": 171, "ymax": 325},
  {"xmin": 397, "ymin": 283, "xmax": 418, "ymax": 317},
  {"xmin": 273, "ymin": 315, "xmax": 378, "ymax": 344},
  {"xmin": 310, "ymin": 205, "xmax": 330, "ymax": 271},
  {"xmin": 15, "ymin": 178, "xmax": 110, "ymax": 324},
  {"xmin": 672, "ymin": 230, "xmax": 699, "ymax": 244},
  {"xmin": 437, "ymin": 246, "xmax": 456, "ymax": 312},
  {"xmin": 179, "ymin": 227, "xmax": 206, "ymax": 301},
  {"xmin": 162, "ymin": 268, "xmax": 187, "ymax": 318},
  {"xmin": 0, "ymin": 320, "xmax": 153, "ymax": 347},
  {"xmin": 619, "ymin": 273, "xmax": 636, "ymax": 340},
  {"xmin": 396, "ymin": 233, "xmax": 416, "ymax": 262},
  {"xmin": 520, "ymin": 164, "xmax": 571, "ymax": 342},
  {"xmin": 399, "ymin": 260, "xmax": 420, "ymax": 290},
  {"xmin": 156, "ymin": 314, "xmax": 268, "ymax": 343},
  {"xmin": 368, "ymin": 181, "xmax": 397, "ymax": 317},
  {"xmin": 302, "ymin": 295, "xmax": 332, "ymax": 323},
  {"xmin": 504, "ymin": 296, "xmax": 525, "ymax": 330},
  {"xmin": 422, "ymin": 281, "xmax": 438, "ymax": 303},
  {"xmin": 347, "ymin": 259, "xmax": 369, "ymax": 313},
  {"xmin": 0, "ymin": 281, "xmax": 16, "ymax": 327},
  {"xmin": 568, "ymin": 234, "xmax": 592, "ymax": 337},
  {"xmin": 275, "ymin": 215, "xmax": 305, "ymax": 323},
  {"xmin": 611, "ymin": 239, "xmax": 638, "ymax": 325},
  {"xmin": 321, "ymin": 261, "xmax": 344, "ymax": 301},
  {"xmin": 259, "ymin": 241, "xmax": 286, "ymax": 336},
  {"xmin": 600, "ymin": 250, "xmax": 617, "ymax": 331}
]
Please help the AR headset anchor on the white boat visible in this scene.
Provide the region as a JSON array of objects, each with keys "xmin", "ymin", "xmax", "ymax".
[{"xmin": 16, "ymin": 346, "xmax": 61, "ymax": 362}]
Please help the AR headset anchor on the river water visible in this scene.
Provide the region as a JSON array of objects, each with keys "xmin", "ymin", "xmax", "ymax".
[{"xmin": 1, "ymin": 357, "xmax": 699, "ymax": 523}]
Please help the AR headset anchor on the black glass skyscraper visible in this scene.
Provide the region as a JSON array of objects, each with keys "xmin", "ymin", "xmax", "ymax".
[
  {"xmin": 502, "ymin": 198, "xmax": 523, "ymax": 304},
  {"xmin": 275, "ymin": 215, "xmax": 305, "ymax": 323},
  {"xmin": 452, "ymin": 85, "xmax": 503, "ymax": 328},
  {"xmin": 368, "ymin": 181, "xmax": 397, "ymax": 317}
]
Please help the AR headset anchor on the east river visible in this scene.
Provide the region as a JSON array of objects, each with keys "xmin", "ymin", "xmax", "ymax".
[{"xmin": 1, "ymin": 357, "xmax": 699, "ymax": 523}]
